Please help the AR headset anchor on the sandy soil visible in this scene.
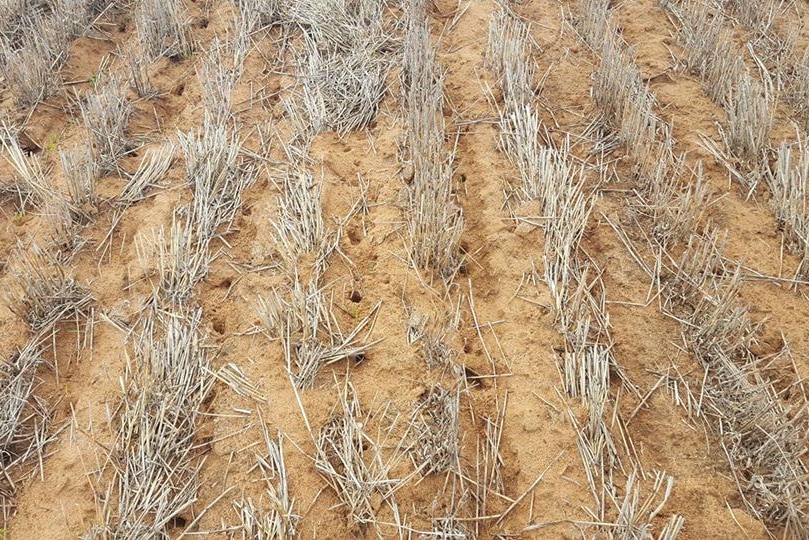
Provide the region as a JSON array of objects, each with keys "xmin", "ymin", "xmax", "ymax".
[{"xmin": 1, "ymin": 0, "xmax": 808, "ymax": 538}]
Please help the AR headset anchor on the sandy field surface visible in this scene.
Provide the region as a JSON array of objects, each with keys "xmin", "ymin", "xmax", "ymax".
[{"xmin": 1, "ymin": 0, "xmax": 808, "ymax": 538}]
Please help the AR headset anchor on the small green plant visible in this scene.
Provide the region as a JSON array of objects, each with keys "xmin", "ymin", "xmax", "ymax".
[{"xmin": 44, "ymin": 132, "xmax": 59, "ymax": 153}]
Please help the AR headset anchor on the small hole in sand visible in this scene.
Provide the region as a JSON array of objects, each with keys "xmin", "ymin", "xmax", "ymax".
[
  {"xmin": 463, "ymin": 343, "xmax": 472, "ymax": 354},
  {"xmin": 18, "ymin": 133, "xmax": 41, "ymax": 154},
  {"xmin": 172, "ymin": 84, "xmax": 185, "ymax": 96},
  {"xmin": 464, "ymin": 366, "xmax": 482, "ymax": 388},
  {"xmin": 213, "ymin": 319, "xmax": 226, "ymax": 334},
  {"xmin": 349, "ymin": 290, "xmax": 362, "ymax": 303},
  {"xmin": 169, "ymin": 516, "xmax": 187, "ymax": 528}
]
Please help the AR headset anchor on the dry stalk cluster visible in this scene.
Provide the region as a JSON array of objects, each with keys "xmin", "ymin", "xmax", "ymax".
[
  {"xmin": 259, "ymin": 278, "xmax": 382, "ymax": 389},
  {"xmin": 91, "ymin": 308, "xmax": 214, "ymax": 538},
  {"xmin": 0, "ymin": 0, "xmax": 32, "ymax": 43},
  {"xmin": 0, "ymin": 340, "xmax": 53, "ymax": 520},
  {"xmin": 400, "ymin": 0, "xmax": 463, "ymax": 281},
  {"xmin": 611, "ymin": 471, "xmax": 683, "ymax": 539},
  {"xmin": 79, "ymin": 73, "xmax": 133, "ymax": 172},
  {"xmin": 136, "ymin": 121, "xmax": 252, "ymax": 303},
  {"xmin": 787, "ymin": 47, "xmax": 809, "ymax": 127},
  {"xmin": 180, "ymin": 119, "xmax": 254, "ymax": 244},
  {"xmin": 315, "ymin": 381, "xmax": 405, "ymax": 528},
  {"xmin": 562, "ymin": 318, "xmax": 610, "ymax": 404},
  {"xmin": 59, "ymin": 142, "xmax": 99, "ymax": 223},
  {"xmin": 721, "ymin": 71, "xmax": 771, "ymax": 180},
  {"xmin": 722, "ymin": 0, "xmax": 782, "ymax": 39},
  {"xmin": 285, "ymin": 0, "xmax": 391, "ymax": 53},
  {"xmin": 122, "ymin": 46, "xmax": 156, "ymax": 99},
  {"xmin": 118, "ymin": 143, "xmax": 175, "ymax": 208},
  {"xmin": 52, "ymin": 0, "xmax": 92, "ymax": 38},
  {"xmin": 136, "ymin": 0, "xmax": 193, "ymax": 61},
  {"xmin": 635, "ymin": 152, "xmax": 708, "ymax": 249},
  {"xmin": 85, "ymin": 0, "xmax": 120, "ymax": 16},
  {"xmin": 487, "ymin": 7, "xmax": 557, "ymax": 202},
  {"xmin": 137, "ymin": 210, "xmax": 211, "ymax": 304},
  {"xmin": 406, "ymin": 310, "xmax": 458, "ymax": 372},
  {"xmin": 235, "ymin": 0, "xmax": 281, "ymax": 30},
  {"xmin": 0, "ymin": 0, "xmax": 100, "ymax": 104},
  {"xmin": 269, "ymin": 167, "xmax": 329, "ymax": 275},
  {"xmin": 197, "ymin": 33, "xmax": 249, "ymax": 124},
  {"xmin": 425, "ymin": 517, "xmax": 469, "ymax": 539},
  {"xmin": 542, "ymin": 169, "xmax": 595, "ymax": 327},
  {"xmin": 1, "ymin": 122, "xmax": 54, "ymax": 209},
  {"xmin": 408, "ymin": 384, "xmax": 460, "ymax": 475},
  {"xmin": 575, "ymin": 0, "xmax": 614, "ymax": 51},
  {"xmin": 767, "ymin": 141, "xmax": 809, "ymax": 278},
  {"xmin": 287, "ymin": 0, "xmax": 393, "ymax": 136},
  {"xmin": 667, "ymin": 0, "xmax": 772, "ymax": 187},
  {"xmin": 593, "ymin": 38, "xmax": 660, "ymax": 167},
  {"xmin": 490, "ymin": 5, "xmax": 685, "ymax": 534},
  {"xmin": 670, "ymin": 0, "xmax": 742, "ymax": 106},
  {"xmin": 7, "ymin": 242, "xmax": 91, "ymax": 331},
  {"xmin": 0, "ymin": 11, "xmax": 71, "ymax": 107},
  {"xmin": 661, "ymin": 231, "xmax": 809, "ymax": 535},
  {"xmin": 232, "ymin": 426, "xmax": 299, "ymax": 538},
  {"xmin": 486, "ymin": 4, "xmax": 534, "ymax": 106}
]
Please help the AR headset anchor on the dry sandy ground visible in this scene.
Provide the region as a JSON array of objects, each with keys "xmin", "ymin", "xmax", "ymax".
[{"xmin": 1, "ymin": 0, "xmax": 808, "ymax": 538}]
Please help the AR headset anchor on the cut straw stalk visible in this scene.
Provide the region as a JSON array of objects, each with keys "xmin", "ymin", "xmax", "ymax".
[
  {"xmin": 662, "ymin": 231, "xmax": 809, "ymax": 534},
  {"xmin": 315, "ymin": 380, "xmax": 405, "ymax": 528},
  {"xmin": 136, "ymin": 0, "xmax": 194, "ymax": 61},
  {"xmin": 259, "ymin": 277, "xmax": 382, "ymax": 389},
  {"xmin": 92, "ymin": 307, "xmax": 213, "ymax": 538},
  {"xmin": 400, "ymin": 0, "xmax": 464, "ymax": 281},
  {"xmin": 7, "ymin": 242, "xmax": 91, "ymax": 331},
  {"xmin": 0, "ymin": 338, "xmax": 54, "ymax": 522},
  {"xmin": 79, "ymin": 74, "xmax": 133, "ymax": 172}
]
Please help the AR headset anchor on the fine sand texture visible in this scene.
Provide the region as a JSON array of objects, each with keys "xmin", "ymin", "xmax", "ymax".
[{"xmin": 1, "ymin": 0, "xmax": 809, "ymax": 538}]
